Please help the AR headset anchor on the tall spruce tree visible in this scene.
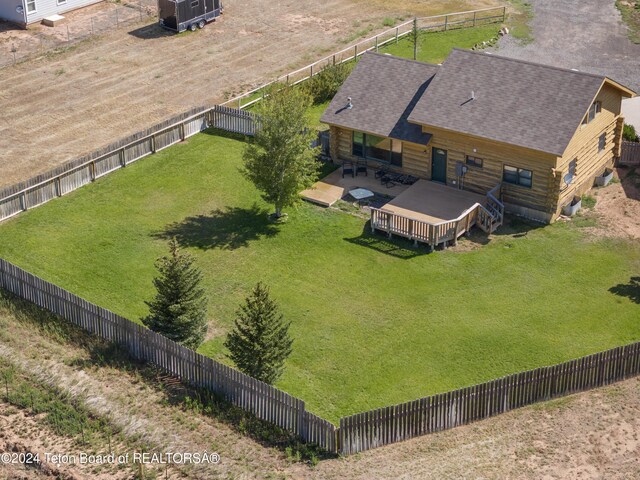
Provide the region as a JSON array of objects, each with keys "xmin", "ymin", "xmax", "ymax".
[
  {"xmin": 142, "ymin": 238, "xmax": 208, "ymax": 350},
  {"xmin": 224, "ymin": 282, "xmax": 293, "ymax": 384},
  {"xmin": 242, "ymin": 84, "xmax": 320, "ymax": 219}
]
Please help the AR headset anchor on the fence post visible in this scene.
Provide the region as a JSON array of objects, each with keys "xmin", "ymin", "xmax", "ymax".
[
  {"xmin": 444, "ymin": 15, "xmax": 448, "ymax": 31},
  {"xmin": 55, "ymin": 177, "xmax": 61, "ymax": 196},
  {"xmin": 91, "ymin": 161, "xmax": 96, "ymax": 181},
  {"xmin": 396, "ymin": 26, "xmax": 399, "ymax": 44},
  {"xmin": 119, "ymin": 148, "xmax": 126, "ymax": 167},
  {"xmin": 354, "ymin": 44, "xmax": 357, "ymax": 60},
  {"xmin": 473, "ymin": 11, "xmax": 477, "ymax": 27},
  {"xmin": 333, "ymin": 54, "xmax": 336, "ymax": 66},
  {"xmin": 237, "ymin": 97, "xmax": 241, "ymax": 110},
  {"xmin": 375, "ymin": 35, "xmax": 378, "ymax": 52},
  {"xmin": 502, "ymin": 6, "xmax": 506, "ymax": 22},
  {"xmin": 20, "ymin": 192, "xmax": 27, "ymax": 211},
  {"xmin": 310, "ymin": 64, "xmax": 313, "ymax": 79}
]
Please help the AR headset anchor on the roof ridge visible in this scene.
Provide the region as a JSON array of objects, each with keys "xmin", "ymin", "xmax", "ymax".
[
  {"xmin": 363, "ymin": 51, "xmax": 441, "ymax": 69},
  {"xmin": 449, "ymin": 48, "xmax": 607, "ymax": 81}
]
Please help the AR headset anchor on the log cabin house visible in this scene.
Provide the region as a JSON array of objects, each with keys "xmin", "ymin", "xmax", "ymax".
[{"xmin": 320, "ymin": 49, "xmax": 635, "ymax": 243}]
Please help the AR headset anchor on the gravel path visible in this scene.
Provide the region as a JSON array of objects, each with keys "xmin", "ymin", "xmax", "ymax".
[{"xmin": 497, "ymin": 0, "xmax": 640, "ymax": 92}]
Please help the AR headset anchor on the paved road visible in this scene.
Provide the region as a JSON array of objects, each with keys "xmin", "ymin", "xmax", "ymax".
[{"xmin": 497, "ymin": 0, "xmax": 640, "ymax": 93}]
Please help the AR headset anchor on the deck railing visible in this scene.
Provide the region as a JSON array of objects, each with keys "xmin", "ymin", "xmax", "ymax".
[
  {"xmin": 370, "ymin": 202, "xmax": 480, "ymax": 248},
  {"xmin": 370, "ymin": 183, "xmax": 504, "ymax": 247}
]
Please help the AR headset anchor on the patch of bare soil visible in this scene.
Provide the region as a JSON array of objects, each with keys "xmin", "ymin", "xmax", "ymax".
[
  {"xmin": 578, "ymin": 166, "xmax": 640, "ymax": 240},
  {"xmin": 1, "ymin": 406, "xmax": 97, "ymax": 480},
  {"xmin": 0, "ymin": 0, "xmax": 501, "ymax": 189}
]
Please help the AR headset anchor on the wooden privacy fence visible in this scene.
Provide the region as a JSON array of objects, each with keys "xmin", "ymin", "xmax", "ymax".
[
  {"xmin": 0, "ymin": 258, "xmax": 337, "ymax": 453},
  {"xmin": 619, "ymin": 141, "xmax": 640, "ymax": 166},
  {"xmin": 1, "ymin": 257, "xmax": 640, "ymax": 455},
  {"xmin": 222, "ymin": 6, "xmax": 507, "ymax": 109},
  {"xmin": 340, "ymin": 342, "xmax": 640, "ymax": 454},
  {"xmin": 0, "ymin": 105, "xmax": 258, "ymax": 223}
]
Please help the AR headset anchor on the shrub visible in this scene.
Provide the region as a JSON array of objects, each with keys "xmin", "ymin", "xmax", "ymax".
[
  {"xmin": 623, "ymin": 123, "xmax": 639, "ymax": 142},
  {"xmin": 304, "ymin": 62, "xmax": 354, "ymax": 105}
]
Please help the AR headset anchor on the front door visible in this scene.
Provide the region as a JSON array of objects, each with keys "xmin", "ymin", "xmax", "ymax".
[{"xmin": 432, "ymin": 148, "xmax": 447, "ymax": 184}]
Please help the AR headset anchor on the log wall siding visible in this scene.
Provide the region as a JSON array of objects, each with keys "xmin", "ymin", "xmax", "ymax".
[
  {"xmin": 330, "ymin": 126, "xmax": 558, "ymax": 216},
  {"xmin": 424, "ymin": 126, "xmax": 558, "ymax": 213},
  {"xmin": 333, "ymin": 127, "xmax": 431, "ymax": 178},
  {"xmin": 554, "ymin": 117, "xmax": 619, "ymax": 210},
  {"xmin": 553, "ymin": 83, "xmax": 626, "ymax": 213}
]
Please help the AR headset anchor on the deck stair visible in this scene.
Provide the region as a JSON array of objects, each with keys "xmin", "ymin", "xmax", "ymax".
[{"xmin": 477, "ymin": 184, "xmax": 504, "ymax": 234}]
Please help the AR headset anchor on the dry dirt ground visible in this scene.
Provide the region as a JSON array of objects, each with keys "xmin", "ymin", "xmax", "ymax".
[
  {"xmin": 1, "ymin": 300, "xmax": 639, "ymax": 480},
  {"xmin": 575, "ymin": 166, "xmax": 640, "ymax": 240},
  {"xmin": 0, "ymin": 0, "xmax": 500, "ymax": 189}
]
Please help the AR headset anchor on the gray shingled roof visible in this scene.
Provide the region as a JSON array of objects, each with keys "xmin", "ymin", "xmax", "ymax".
[
  {"xmin": 407, "ymin": 49, "xmax": 607, "ymax": 156},
  {"xmin": 320, "ymin": 53, "xmax": 439, "ymax": 145}
]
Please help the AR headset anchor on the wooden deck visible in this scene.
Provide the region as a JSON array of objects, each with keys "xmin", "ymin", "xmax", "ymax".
[
  {"xmin": 301, "ymin": 167, "xmax": 410, "ymax": 207},
  {"xmin": 371, "ymin": 181, "xmax": 503, "ymax": 248},
  {"xmin": 381, "ymin": 180, "xmax": 486, "ymax": 223}
]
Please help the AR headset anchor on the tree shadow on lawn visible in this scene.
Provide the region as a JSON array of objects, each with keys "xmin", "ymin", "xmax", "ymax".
[
  {"xmin": 609, "ymin": 276, "xmax": 640, "ymax": 304},
  {"xmin": 154, "ymin": 203, "xmax": 280, "ymax": 250},
  {"xmin": 344, "ymin": 223, "xmax": 430, "ymax": 259}
]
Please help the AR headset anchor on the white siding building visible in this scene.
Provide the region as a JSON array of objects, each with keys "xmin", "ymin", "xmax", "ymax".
[{"xmin": 0, "ymin": 0, "xmax": 102, "ymax": 26}]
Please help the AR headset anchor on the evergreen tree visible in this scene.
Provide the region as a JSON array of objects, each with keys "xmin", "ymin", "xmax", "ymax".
[
  {"xmin": 242, "ymin": 84, "xmax": 320, "ymax": 219},
  {"xmin": 224, "ymin": 282, "xmax": 293, "ymax": 384},
  {"xmin": 142, "ymin": 238, "xmax": 208, "ymax": 350},
  {"xmin": 409, "ymin": 17, "xmax": 421, "ymax": 60}
]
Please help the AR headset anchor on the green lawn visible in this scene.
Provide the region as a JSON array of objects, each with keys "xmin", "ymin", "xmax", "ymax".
[
  {"xmin": 0, "ymin": 131, "xmax": 638, "ymax": 423},
  {"xmin": 379, "ymin": 24, "xmax": 500, "ymax": 63}
]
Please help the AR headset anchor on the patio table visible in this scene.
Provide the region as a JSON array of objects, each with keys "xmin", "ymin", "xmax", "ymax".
[{"xmin": 349, "ymin": 188, "xmax": 375, "ymax": 206}]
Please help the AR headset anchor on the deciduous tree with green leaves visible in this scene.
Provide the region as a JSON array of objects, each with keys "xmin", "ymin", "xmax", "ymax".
[
  {"xmin": 142, "ymin": 238, "xmax": 208, "ymax": 350},
  {"xmin": 224, "ymin": 282, "xmax": 293, "ymax": 384},
  {"xmin": 242, "ymin": 85, "xmax": 320, "ymax": 219}
]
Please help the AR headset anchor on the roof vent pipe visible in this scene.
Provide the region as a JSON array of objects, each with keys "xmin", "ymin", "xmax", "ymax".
[
  {"xmin": 471, "ymin": 91, "xmax": 475, "ymax": 101},
  {"xmin": 347, "ymin": 97, "xmax": 353, "ymax": 109}
]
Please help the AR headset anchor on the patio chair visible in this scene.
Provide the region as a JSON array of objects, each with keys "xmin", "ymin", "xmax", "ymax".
[
  {"xmin": 381, "ymin": 174, "xmax": 397, "ymax": 188},
  {"xmin": 375, "ymin": 166, "xmax": 389, "ymax": 179},
  {"xmin": 342, "ymin": 161, "xmax": 354, "ymax": 178},
  {"xmin": 356, "ymin": 160, "xmax": 368, "ymax": 176}
]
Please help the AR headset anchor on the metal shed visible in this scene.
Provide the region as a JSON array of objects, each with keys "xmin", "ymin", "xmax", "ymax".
[{"xmin": 158, "ymin": 0, "xmax": 221, "ymax": 32}]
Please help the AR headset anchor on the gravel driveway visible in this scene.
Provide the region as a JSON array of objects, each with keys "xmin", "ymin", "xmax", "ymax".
[{"xmin": 497, "ymin": 0, "xmax": 640, "ymax": 93}]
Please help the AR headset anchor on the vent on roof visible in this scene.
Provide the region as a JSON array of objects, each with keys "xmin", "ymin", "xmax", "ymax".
[
  {"xmin": 471, "ymin": 91, "xmax": 476, "ymax": 101},
  {"xmin": 347, "ymin": 97, "xmax": 353, "ymax": 109},
  {"xmin": 571, "ymin": 68, "xmax": 579, "ymax": 71}
]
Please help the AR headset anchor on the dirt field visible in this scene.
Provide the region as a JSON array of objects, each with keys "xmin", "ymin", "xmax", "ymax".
[{"xmin": 0, "ymin": 0, "xmax": 501, "ymax": 189}]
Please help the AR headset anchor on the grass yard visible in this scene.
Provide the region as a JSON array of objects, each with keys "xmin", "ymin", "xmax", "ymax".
[
  {"xmin": 379, "ymin": 24, "xmax": 501, "ymax": 63},
  {"xmin": 0, "ymin": 131, "xmax": 638, "ymax": 423}
]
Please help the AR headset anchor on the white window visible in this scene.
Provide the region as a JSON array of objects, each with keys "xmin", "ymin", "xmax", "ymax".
[
  {"xmin": 582, "ymin": 101, "xmax": 601, "ymax": 125},
  {"xmin": 26, "ymin": 0, "xmax": 37, "ymax": 13}
]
